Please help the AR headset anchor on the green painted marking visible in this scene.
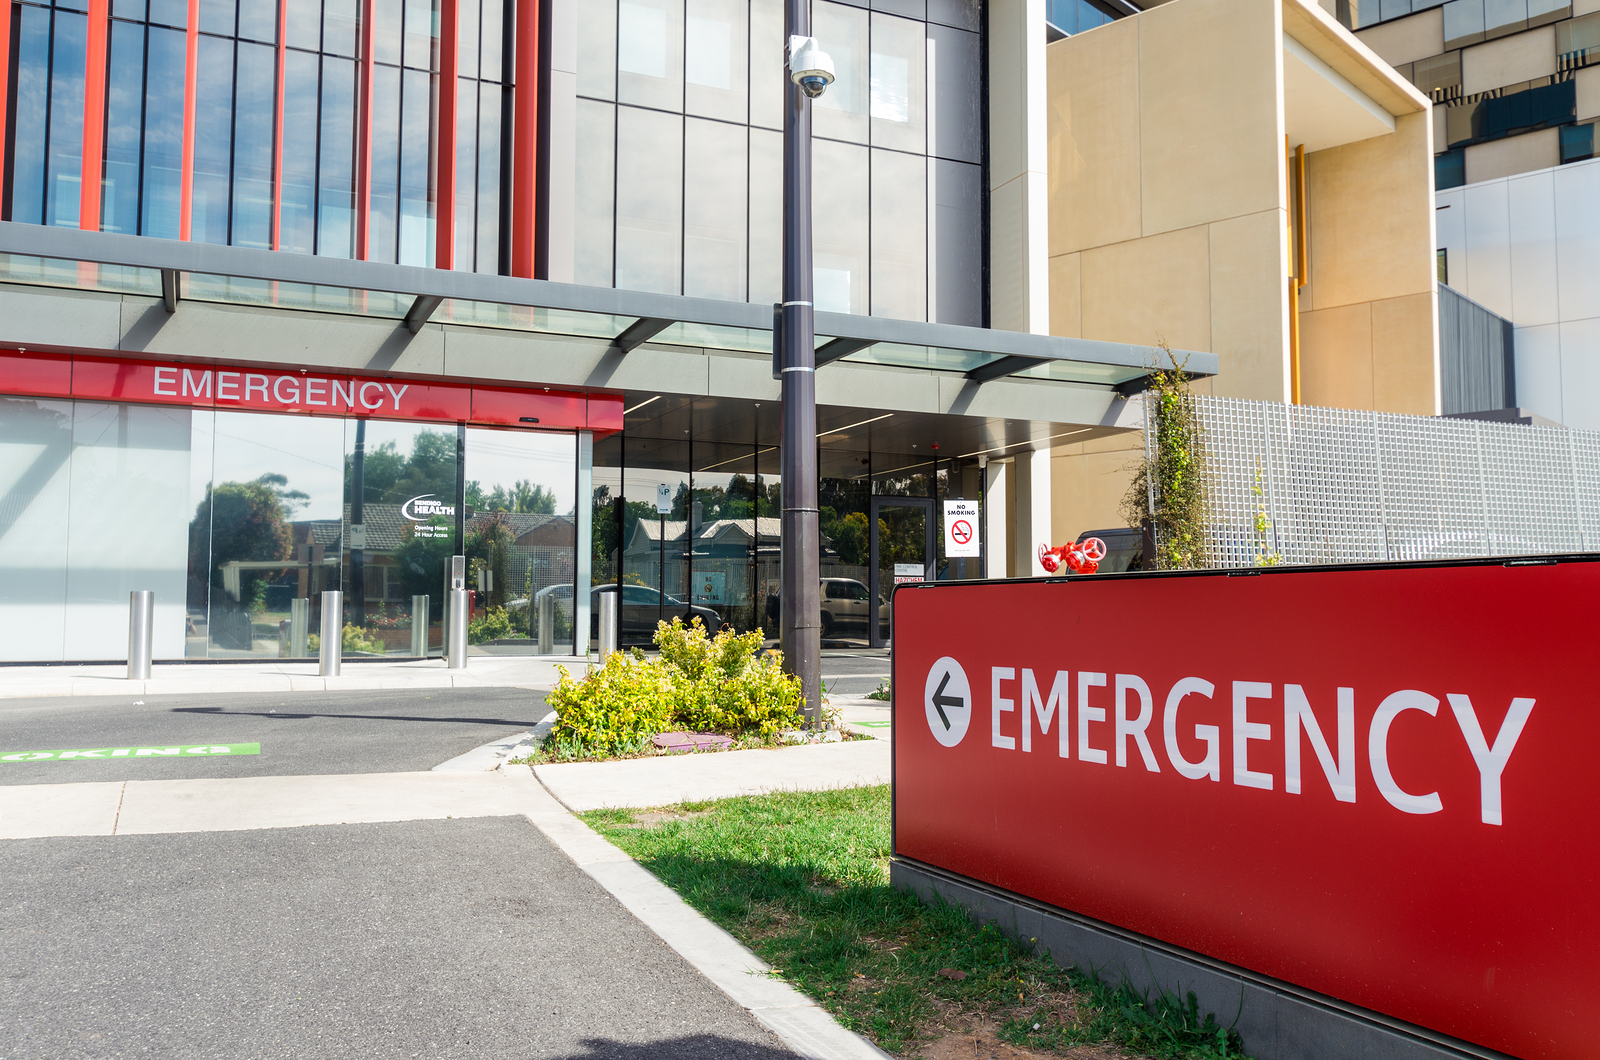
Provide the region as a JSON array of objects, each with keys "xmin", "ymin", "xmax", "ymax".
[
  {"xmin": 0, "ymin": 743, "xmax": 260, "ymax": 763},
  {"xmin": 854, "ymin": 721, "xmax": 892, "ymax": 728}
]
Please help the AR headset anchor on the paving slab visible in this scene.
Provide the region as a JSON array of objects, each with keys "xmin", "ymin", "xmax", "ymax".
[{"xmin": 531, "ymin": 738, "xmax": 891, "ymax": 811}]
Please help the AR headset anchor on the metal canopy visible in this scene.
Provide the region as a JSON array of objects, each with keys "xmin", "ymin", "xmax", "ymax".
[{"xmin": 0, "ymin": 222, "xmax": 1218, "ymax": 387}]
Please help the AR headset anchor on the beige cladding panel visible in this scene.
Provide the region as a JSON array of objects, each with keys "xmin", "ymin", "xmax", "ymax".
[
  {"xmin": 1371, "ymin": 290, "xmax": 1439, "ymax": 414},
  {"xmin": 1302, "ymin": 110, "xmax": 1437, "ymax": 311},
  {"xmin": 1079, "ymin": 224, "xmax": 1212, "ymax": 353},
  {"xmin": 1464, "ymin": 126, "xmax": 1560, "ymax": 181},
  {"xmin": 1049, "ymin": 252, "xmax": 1083, "ymax": 337},
  {"xmin": 1461, "ymin": 25, "xmax": 1556, "ymax": 94},
  {"xmin": 1050, "ymin": 443, "xmax": 1139, "ymax": 542},
  {"xmin": 1047, "ymin": 20, "xmax": 1142, "ymax": 256},
  {"xmin": 1578, "ymin": 64, "xmax": 1600, "ymax": 119},
  {"xmin": 1137, "ymin": 0, "xmax": 1284, "ymax": 237},
  {"xmin": 1354, "ymin": 7, "xmax": 1445, "ymax": 67},
  {"xmin": 1208, "ymin": 209, "xmax": 1291, "ymax": 402},
  {"xmin": 1298, "ymin": 301, "xmax": 1375, "ymax": 408},
  {"xmin": 1580, "ymin": 0, "xmax": 1600, "ymax": 14}
]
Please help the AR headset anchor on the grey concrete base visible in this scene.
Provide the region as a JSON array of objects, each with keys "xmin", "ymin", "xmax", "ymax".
[{"xmin": 890, "ymin": 858, "xmax": 1515, "ymax": 1060}]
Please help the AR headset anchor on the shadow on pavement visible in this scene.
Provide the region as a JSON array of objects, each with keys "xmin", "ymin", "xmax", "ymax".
[
  {"xmin": 553, "ymin": 1036, "xmax": 801, "ymax": 1059},
  {"xmin": 169, "ymin": 704, "xmax": 548, "ymax": 726}
]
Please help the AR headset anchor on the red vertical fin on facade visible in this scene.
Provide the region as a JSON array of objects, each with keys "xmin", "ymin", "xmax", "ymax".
[
  {"xmin": 0, "ymin": 0, "xmax": 12, "ymax": 199},
  {"xmin": 179, "ymin": 0, "xmax": 198, "ymax": 240},
  {"xmin": 355, "ymin": 0, "xmax": 375, "ymax": 259},
  {"xmin": 272, "ymin": 0, "xmax": 286, "ymax": 250},
  {"xmin": 79, "ymin": 0, "xmax": 109, "ymax": 230},
  {"xmin": 435, "ymin": 0, "xmax": 458, "ymax": 270},
  {"xmin": 509, "ymin": 0, "xmax": 538, "ymax": 277}
]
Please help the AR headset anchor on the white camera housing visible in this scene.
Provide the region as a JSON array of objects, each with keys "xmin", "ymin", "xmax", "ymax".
[{"xmin": 788, "ymin": 35, "xmax": 836, "ymax": 98}]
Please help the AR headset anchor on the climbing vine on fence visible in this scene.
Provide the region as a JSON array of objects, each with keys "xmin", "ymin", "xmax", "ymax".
[{"xmin": 1122, "ymin": 346, "xmax": 1212, "ymax": 570}]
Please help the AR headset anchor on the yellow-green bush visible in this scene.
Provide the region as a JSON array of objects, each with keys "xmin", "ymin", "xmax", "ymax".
[
  {"xmin": 545, "ymin": 617, "xmax": 805, "ymax": 756},
  {"xmin": 308, "ymin": 623, "xmax": 385, "ymax": 656}
]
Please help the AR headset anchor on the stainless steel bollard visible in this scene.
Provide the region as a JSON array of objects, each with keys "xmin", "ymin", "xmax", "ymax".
[
  {"xmin": 127, "ymin": 590, "xmax": 154, "ymax": 680},
  {"xmin": 598, "ymin": 590, "xmax": 618, "ymax": 658},
  {"xmin": 410, "ymin": 594, "xmax": 429, "ymax": 656},
  {"xmin": 537, "ymin": 594, "xmax": 554, "ymax": 655},
  {"xmin": 319, "ymin": 590, "xmax": 342, "ymax": 677},
  {"xmin": 289, "ymin": 597, "xmax": 310, "ymax": 657},
  {"xmin": 446, "ymin": 588, "xmax": 469, "ymax": 668}
]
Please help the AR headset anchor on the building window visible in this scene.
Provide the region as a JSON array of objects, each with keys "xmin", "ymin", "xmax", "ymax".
[
  {"xmin": 1437, "ymin": 247, "xmax": 1448, "ymax": 285},
  {"xmin": 1436, "ymin": 149, "xmax": 1466, "ymax": 190},
  {"xmin": 1561, "ymin": 120, "xmax": 1595, "ymax": 162}
]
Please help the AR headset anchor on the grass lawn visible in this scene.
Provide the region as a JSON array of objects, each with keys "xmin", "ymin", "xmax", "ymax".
[{"xmin": 581, "ymin": 785, "xmax": 1248, "ymax": 1059}]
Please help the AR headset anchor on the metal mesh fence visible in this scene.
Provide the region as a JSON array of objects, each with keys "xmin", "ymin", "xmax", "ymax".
[{"xmin": 1183, "ymin": 394, "xmax": 1600, "ymax": 567}]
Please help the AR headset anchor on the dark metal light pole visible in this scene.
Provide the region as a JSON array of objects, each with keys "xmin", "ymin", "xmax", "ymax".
[{"xmin": 780, "ymin": 7, "xmax": 828, "ymax": 727}]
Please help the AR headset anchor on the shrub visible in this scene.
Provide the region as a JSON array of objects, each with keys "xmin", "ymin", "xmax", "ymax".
[
  {"xmin": 468, "ymin": 606, "xmax": 515, "ymax": 644},
  {"xmin": 308, "ymin": 623, "xmax": 386, "ymax": 655},
  {"xmin": 545, "ymin": 617, "xmax": 806, "ymax": 756},
  {"xmin": 546, "ymin": 655, "xmax": 678, "ymax": 757}
]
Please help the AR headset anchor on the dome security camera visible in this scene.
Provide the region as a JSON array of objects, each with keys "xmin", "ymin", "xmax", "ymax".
[{"xmin": 788, "ymin": 36, "xmax": 835, "ymax": 98}]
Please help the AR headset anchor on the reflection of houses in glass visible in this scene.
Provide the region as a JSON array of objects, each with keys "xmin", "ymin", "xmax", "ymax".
[
  {"xmin": 624, "ymin": 517, "xmax": 780, "ymax": 611},
  {"xmin": 466, "ymin": 511, "xmax": 577, "ymax": 604}
]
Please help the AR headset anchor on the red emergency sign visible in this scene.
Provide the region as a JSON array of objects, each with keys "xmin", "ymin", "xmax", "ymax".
[{"xmin": 891, "ymin": 558, "xmax": 1600, "ymax": 1060}]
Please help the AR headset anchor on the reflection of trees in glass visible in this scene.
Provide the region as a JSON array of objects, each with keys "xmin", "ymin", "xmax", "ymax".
[
  {"xmin": 821, "ymin": 510, "xmax": 868, "ymax": 565},
  {"xmin": 346, "ymin": 430, "xmax": 457, "ymax": 504},
  {"xmin": 465, "ymin": 512, "xmax": 513, "ymax": 610},
  {"xmin": 192, "ymin": 474, "xmax": 299, "ymax": 601},
  {"xmin": 466, "ymin": 478, "xmax": 556, "ymax": 514},
  {"xmin": 392, "ymin": 519, "xmax": 454, "ymax": 607}
]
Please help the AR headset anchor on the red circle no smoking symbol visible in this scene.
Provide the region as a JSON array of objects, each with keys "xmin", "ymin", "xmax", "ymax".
[{"xmin": 951, "ymin": 519, "xmax": 973, "ymax": 545}]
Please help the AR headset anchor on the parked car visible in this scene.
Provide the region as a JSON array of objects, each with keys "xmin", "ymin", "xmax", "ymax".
[
  {"xmin": 1076, "ymin": 527, "xmax": 1145, "ymax": 573},
  {"xmin": 532, "ymin": 583, "xmax": 722, "ymax": 647},
  {"xmin": 764, "ymin": 578, "xmax": 887, "ymax": 638}
]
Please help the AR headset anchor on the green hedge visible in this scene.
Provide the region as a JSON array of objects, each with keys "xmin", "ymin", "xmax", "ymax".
[{"xmin": 546, "ymin": 617, "xmax": 804, "ymax": 757}]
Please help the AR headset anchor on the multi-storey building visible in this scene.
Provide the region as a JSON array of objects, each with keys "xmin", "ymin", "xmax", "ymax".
[{"xmin": 0, "ymin": 0, "xmax": 1228, "ymax": 662}]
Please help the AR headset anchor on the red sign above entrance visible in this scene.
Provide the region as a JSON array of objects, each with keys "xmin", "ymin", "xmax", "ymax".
[
  {"xmin": 0, "ymin": 349, "xmax": 622, "ymax": 435},
  {"xmin": 892, "ymin": 561, "xmax": 1600, "ymax": 1060}
]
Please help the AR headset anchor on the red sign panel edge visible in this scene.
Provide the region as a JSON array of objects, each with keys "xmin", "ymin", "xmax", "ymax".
[{"xmin": 889, "ymin": 557, "xmax": 1600, "ymax": 1060}]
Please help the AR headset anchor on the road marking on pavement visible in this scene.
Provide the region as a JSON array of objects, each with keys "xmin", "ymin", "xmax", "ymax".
[
  {"xmin": 0, "ymin": 743, "xmax": 260, "ymax": 763},
  {"xmin": 853, "ymin": 721, "xmax": 891, "ymax": 728}
]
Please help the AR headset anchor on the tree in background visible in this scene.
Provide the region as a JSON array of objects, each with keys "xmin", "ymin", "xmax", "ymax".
[
  {"xmin": 467, "ymin": 478, "xmax": 557, "ymax": 514},
  {"xmin": 347, "ymin": 431, "xmax": 458, "ymax": 505},
  {"xmin": 192, "ymin": 475, "xmax": 298, "ymax": 602}
]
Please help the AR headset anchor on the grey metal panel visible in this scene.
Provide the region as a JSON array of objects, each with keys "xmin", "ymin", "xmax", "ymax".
[
  {"xmin": 0, "ymin": 286, "xmax": 124, "ymax": 349},
  {"xmin": 929, "ymin": 158, "xmax": 983, "ymax": 326},
  {"xmin": 814, "ymin": 360, "xmax": 944, "ymax": 412},
  {"xmin": 0, "ymin": 223, "xmax": 1219, "ymax": 378},
  {"xmin": 871, "ymin": 0, "xmax": 925, "ymax": 16},
  {"xmin": 926, "ymin": 0, "xmax": 981, "ymax": 30},
  {"xmin": 1439, "ymin": 282, "xmax": 1515, "ymax": 415},
  {"xmin": 928, "ymin": 24, "xmax": 982, "ymax": 165},
  {"xmin": 893, "ymin": 859, "xmax": 1514, "ymax": 1060},
  {"xmin": 123, "ymin": 298, "xmax": 449, "ymax": 375},
  {"xmin": 936, "ymin": 373, "xmax": 1116, "ymax": 429}
]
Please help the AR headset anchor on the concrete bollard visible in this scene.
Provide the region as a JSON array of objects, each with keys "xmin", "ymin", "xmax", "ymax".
[
  {"xmin": 319, "ymin": 590, "xmax": 342, "ymax": 677},
  {"xmin": 127, "ymin": 590, "xmax": 154, "ymax": 680}
]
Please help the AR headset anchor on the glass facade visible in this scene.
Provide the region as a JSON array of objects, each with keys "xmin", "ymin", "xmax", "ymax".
[
  {"xmin": 3, "ymin": 0, "xmax": 511, "ymax": 268},
  {"xmin": 591, "ymin": 402, "xmax": 955, "ymax": 649},
  {"xmin": 573, "ymin": 0, "xmax": 985, "ymax": 324},
  {"xmin": 0, "ymin": 392, "xmax": 582, "ymax": 661}
]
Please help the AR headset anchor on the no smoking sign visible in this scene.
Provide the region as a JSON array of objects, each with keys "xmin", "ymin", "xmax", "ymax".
[{"xmin": 943, "ymin": 500, "xmax": 980, "ymax": 557}]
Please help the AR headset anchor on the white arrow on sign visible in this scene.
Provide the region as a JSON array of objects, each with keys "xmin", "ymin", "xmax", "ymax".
[{"xmin": 924, "ymin": 656, "xmax": 971, "ymax": 747}]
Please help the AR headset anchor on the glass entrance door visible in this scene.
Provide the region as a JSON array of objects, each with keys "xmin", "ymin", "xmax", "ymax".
[{"xmin": 868, "ymin": 496, "xmax": 935, "ymax": 649}]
